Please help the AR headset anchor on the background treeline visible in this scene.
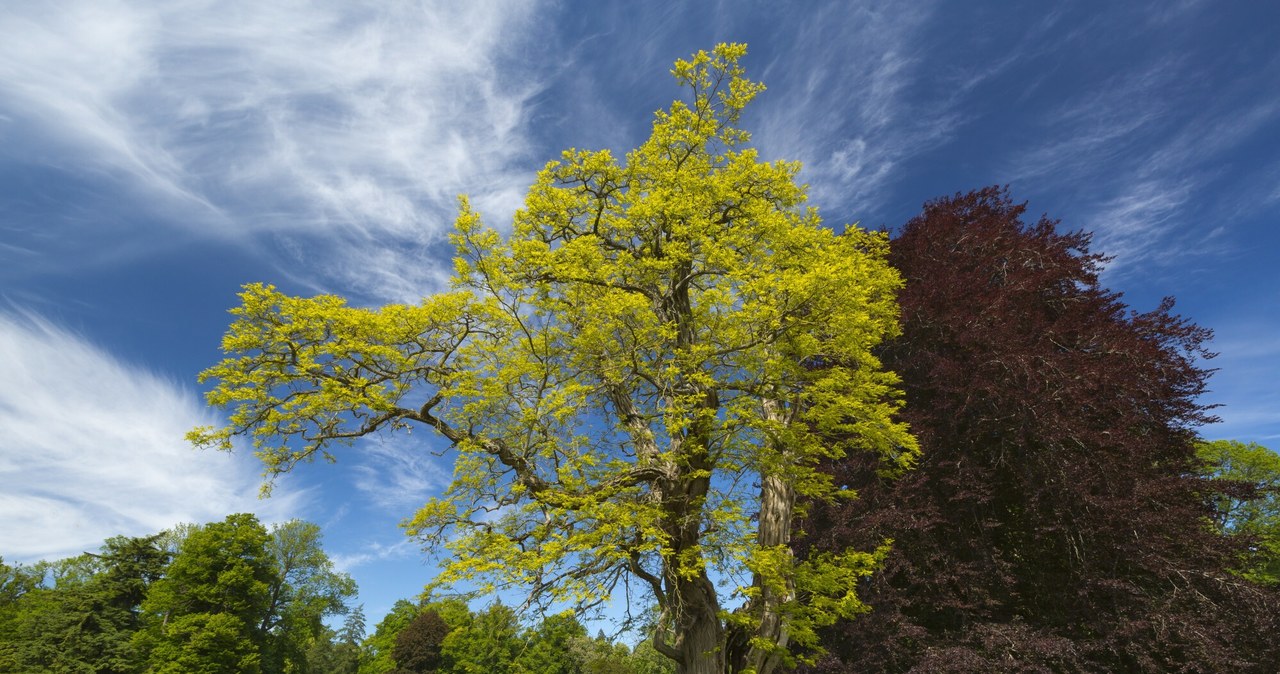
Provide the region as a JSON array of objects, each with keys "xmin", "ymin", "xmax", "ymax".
[
  {"xmin": 0, "ymin": 514, "xmax": 358, "ymax": 673},
  {"xmin": 0, "ymin": 515, "xmax": 672, "ymax": 673},
  {"xmin": 4, "ymin": 187, "xmax": 1279, "ymax": 673},
  {"xmin": 349, "ymin": 599, "xmax": 673, "ymax": 674}
]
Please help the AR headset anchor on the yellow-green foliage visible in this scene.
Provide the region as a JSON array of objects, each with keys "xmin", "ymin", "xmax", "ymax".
[{"xmin": 191, "ymin": 43, "xmax": 916, "ymax": 663}]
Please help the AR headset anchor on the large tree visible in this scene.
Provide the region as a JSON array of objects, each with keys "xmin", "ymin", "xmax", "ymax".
[
  {"xmin": 439, "ymin": 602, "xmax": 523, "ymax": 674},
  {"xmin": 261, "ymin": 519, "xmax": 358, "ymax": 672},
  {"xmin": 803, "ymin": 187, "xmax": 1280, "ymax": 672},
  {"xmin": 190, "ymin": 44, "xmax": 914, "ymax": 673},
  {"xmin": 136, "ymin": 513, "xmax": 279, "ymax": 673},
  {"xmin": 512, "ymin": 612, "xmax": 588, "ymax": 674}
]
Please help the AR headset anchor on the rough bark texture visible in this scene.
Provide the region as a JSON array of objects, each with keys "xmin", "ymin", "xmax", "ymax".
[
  {"xmin": 800, "ymin": 187, "xmax": 1280, "ymax": 673},
  {"xmin": 746, "ymin": 473, "xmax": 794, "ymax": 674},
  {"xmin": 722, "ymin": 397, "xmax": 797, "ymax": 674},
  {"xmin": 670, "ymin": 574, "xmax": 724, "ymax": 674}
]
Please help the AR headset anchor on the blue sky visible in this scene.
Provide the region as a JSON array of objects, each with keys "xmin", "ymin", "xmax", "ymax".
[{"xmin": 2, "ymin": 1, "xmax": 1278, "ymax": 627}]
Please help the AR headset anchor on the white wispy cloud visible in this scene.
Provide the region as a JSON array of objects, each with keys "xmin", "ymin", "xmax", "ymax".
[
  {"xmin": 1004, "ymin": 61, "xmax": 1179, "ymax": 188},
  {"xmin": 0, "ymin": 0, "xmax": 549, "ymax": 301},
  {"xmin": 329, "ymin": 538, "xmax": 418, "ymax": 574},
  {"xmin": 0, "ymin": 311, "xmax": 306, "ymax": 562},
  {"xmin": 751, "ymin": 2, "xmax": 946, "ymax": 216},
  {"xmin": 350, "ymin": 434, "xmax": 451, "ymax": 513},
  {"xmin": 1003, "ymin": 7, "xmax": 1280, "ymax": 278},
  {"xmin": 1069, "ymin": 99, "xmax": 1276, "ymax": 280},
  {"xmin": 1084, "ymin": 179, "xmax": 1194, "ymax": 276},
  {"xmin": 1200, "ymin": 318, "xmax": 1280, "ymax": 443}
]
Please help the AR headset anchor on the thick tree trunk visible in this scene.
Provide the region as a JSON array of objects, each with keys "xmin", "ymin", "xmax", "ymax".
[
  {"xmin": 660, "ymin": 411, "xmax": 730, "ymax": 674},
  {"xmin": 726, "ymin": 473, "xmax": 796, "ymax": 674},
  {"xmin": 746, "ymin": 473, "xmax": 796, "ymax": 674},
  {"xmin": 663, "ymin": 458, "xmax": 728, "ymax": 674},
  {"xmin": 727, "ymin": 397, "xmax": 797, "ymax": 674},
  {"xmin": 672, "ymin": 572, "xmax": 727, "ymax": 674}
]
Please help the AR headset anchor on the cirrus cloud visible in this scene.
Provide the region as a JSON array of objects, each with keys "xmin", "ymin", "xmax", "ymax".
[
  {"xmin": 0, "ymin": 0, "xmax": 549, "ymax": 302},
  {"xmin": 0, "ymin": 310, "xmax": 305, "ymax": 562}
]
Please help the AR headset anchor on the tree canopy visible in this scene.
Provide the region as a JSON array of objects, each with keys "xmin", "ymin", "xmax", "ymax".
[
  {"xmin": 0, "ymin": 514, "xmax": 356, "ymax": 674},
  {"xmin": 261, "ymin": 519, "xmax": 360, "ymax": 671},
  {"xmin": 392, "ymin": 608, "xmax": 450, "ymax": 673},
  {"xmin": 801, "ymin": 187, "xmax": 1280, "ymax": 672},
  {"xmin": 136, "ymin": 513, "xmax": 279, "ymax": 673},
  {"xmin": 355, "ymin": 597, "xmax": 674, "ymax": 674},
  {"xmin": 0, "ymin": 537, "xmax": 166, "ymax": 673},
  {"xmin": 190, "ymin": 44, "xmax": 915, "ymax": 674}
]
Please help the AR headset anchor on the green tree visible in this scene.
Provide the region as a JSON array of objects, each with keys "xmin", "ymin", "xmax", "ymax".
[
  {"xmin": 0, "ymin": 565, "xmax": 93, "ymax": 672},
  {"xmin": 96, "ymin": 535, "xmax": 170, "ymax": 626},
  {"xmin": 0, "ymin": 557, "xmax": 48, "ymax": 670},
  {"xmin": 327, "ymin": 604, "xmax": 367, "ymax": 673},
  {"xmin": 304, "ymin": 625, "xmax": 346, "ymax": 674},
  {"xmin": 145, "ymin": 612, "xmax": 265, "ymax": 674},
  {"xmin": 304, "ymin": 608, "xmax": 366, "ymax": 674},
  {"xmin": 190, "ymin": 44, "xmax": 914, "ymax": 674},
  {"xmin": 0, "ymin": 536, "xmax": 167, "ymax": 673},
  {"xmin": 155, "ymin": 521, "xmax": 203, "ymax": 558},
  {"xmin": 261, "ymin": 519, "xmax": 358, "ymax": 672},
  {"xmin": 629, "ymin": 638, "xmax": 677, "ymax": 674},
  {"xmin": 1199, "ymin": 440, "xmax": 1280, "ymax": 585},
  {"xmin": 440, "ymin": 602, "xmax": 521, "ymax": 674},
  {"xmin": 81, "ymin": 535, "xmax": 169, "ymax": 673},
  {"xmin": 516, "ymin": 612, "xmax": 589, "ymax": 674},
  {"xmin": 341, "ymin": 603, "xmax": 368, "ymax": 646},
  {"xmin": 567, "ymin": 629, "xmax": 636, "ymax": 674},
  {"xmin": 0, "ymin": 557, "xmax": 44, "ymax": 608},
  {"xmin": 308, "ymin": 608, "xmax": 368, "ymax": 674},
  {"xmin": 137, "ymin": 513, "xmax": 278, "ymax": 673}
]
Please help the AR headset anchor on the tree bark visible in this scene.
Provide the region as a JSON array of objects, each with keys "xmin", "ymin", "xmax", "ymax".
[
  {"xmin": 672, "ymin": 572, "xmax": 726, "ymax": 674},
  {"xmin": 727, "ymin": 397, "xmax": 796, "ymax": 674},
  {"xmin": 744, "ymin": 472, "xmax": 795, "ymax": 674}
]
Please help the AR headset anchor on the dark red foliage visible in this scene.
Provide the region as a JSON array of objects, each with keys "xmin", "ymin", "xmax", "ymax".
[
  {"xmin": 392, "ymin": 609, "xmax": 450, "ymax": 674},
  {"xmin": 801, "ymin": 187, "xmax": 1280, "ymax": 673}
]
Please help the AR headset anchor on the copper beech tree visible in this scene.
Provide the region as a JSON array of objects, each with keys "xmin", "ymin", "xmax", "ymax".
[
  {"xmin": 190, "ymin": 45, "xmax": 915, "ymax": 674},
  {"xmin": 803, "ymin": 188, "xmax": 1280, "ymax": 673}
]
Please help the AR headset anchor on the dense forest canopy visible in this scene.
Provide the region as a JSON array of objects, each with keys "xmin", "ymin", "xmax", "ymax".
[
  {"xmin": 0, "ymin": 517, "xmax": 674, "ymax": 673},
  {"xmin": 1, "ymin": 515, "xmax": 355, "ymax": 673}
]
